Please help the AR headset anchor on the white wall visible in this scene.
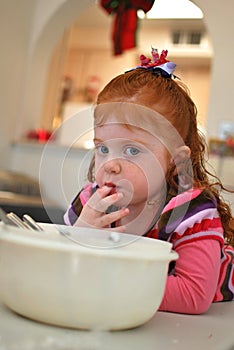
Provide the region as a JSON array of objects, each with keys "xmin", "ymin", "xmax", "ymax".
[
  {"xmin": 0, "ymin": 0, "xmax": 93, "ymax": 168},
  {"xmin": 0, "ymin": 0, "xmax": 37, "ymax": 167},
  {"xmin": 195, "ymin": 0, "xmax": 234, "ymax": 138}
]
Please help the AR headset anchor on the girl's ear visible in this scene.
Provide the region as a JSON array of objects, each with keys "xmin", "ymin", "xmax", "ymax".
[{"xmin": 171, "ymin": 146, "xmax": 191, "ymax": 165}]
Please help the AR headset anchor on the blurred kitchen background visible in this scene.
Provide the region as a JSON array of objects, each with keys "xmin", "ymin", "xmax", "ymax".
[{"xmin": 1, "ymin": 0, "xmax": 234, "ymax": 222}]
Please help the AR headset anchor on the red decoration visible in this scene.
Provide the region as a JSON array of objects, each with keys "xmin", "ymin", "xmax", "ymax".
[
  {"xmin": 139, "ymin": 48, "xmax": 169, "ymax": 68},
  {"xmin": 26, "ymin": 129, "xmax": 54, "ymax": 143},
  {"xmin": 99, "ymin": 0, "xmax": 155, "ymax": 55}
]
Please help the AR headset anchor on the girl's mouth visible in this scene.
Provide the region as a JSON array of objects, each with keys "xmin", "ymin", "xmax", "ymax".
[{"xmin": 105, "ymin": 182, "xmax": 117, "ymax": 195}]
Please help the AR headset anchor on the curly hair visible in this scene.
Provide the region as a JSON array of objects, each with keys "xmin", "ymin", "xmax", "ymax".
[{"xmin": 90, "ymin": 68, "xmax": 234, "ymax": 246}]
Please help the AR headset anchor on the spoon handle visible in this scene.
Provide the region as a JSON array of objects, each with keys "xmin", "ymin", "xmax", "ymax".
[
  {"xmin": 6, "ymin": 212, "xmax": 33, "ymax": 230},
  {"xmin": 0, "ymin": 207, "xmax": 16, "ymax": 226},
  {"xmin": 22, "ymin": 214, "xmax": 44, "ymax": 231}
]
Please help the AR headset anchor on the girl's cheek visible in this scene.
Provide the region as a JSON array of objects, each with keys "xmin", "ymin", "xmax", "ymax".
[{"xmin": 94, "ymin": 165, "xmax": 104, "ymax": 185}]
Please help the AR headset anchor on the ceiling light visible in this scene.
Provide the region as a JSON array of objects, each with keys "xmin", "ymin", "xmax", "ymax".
[{"xmin": 138, "ymin": 0, "xmax": 203, "ymax": 19}]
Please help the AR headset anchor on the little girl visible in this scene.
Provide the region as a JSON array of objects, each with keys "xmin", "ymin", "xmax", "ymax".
[{"xmin": 64, "ymin": 49, "xmax": 234, "ymax": 314}]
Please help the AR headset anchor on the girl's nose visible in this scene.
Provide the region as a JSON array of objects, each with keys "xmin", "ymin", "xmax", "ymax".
[{"xmin": 104, "ymin": 159, "xmax": 121, "ymax": 174}]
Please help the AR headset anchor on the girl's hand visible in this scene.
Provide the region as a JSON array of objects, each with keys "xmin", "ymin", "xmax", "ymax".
[{"xmin": 74, "ymin": 186, "xmax": 129, "ymax": 232}]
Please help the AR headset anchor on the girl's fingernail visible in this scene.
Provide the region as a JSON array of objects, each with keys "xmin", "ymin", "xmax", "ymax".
[{"xmin": 123, "ymin": 208, "xmax": 129, "ymax": 214}]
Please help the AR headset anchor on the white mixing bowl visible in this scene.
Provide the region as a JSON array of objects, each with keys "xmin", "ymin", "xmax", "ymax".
[{"xmin": 0, "ymin": 224, "xmax": 178, "ymax": 330}]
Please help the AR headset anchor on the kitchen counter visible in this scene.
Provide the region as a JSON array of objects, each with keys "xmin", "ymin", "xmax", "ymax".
[
  {"xmin": 0, "ymin": 300, "xmax": 233, "ymax": 350},
  {"xmin": 11, "ymin": 142, "xmax": 234, "ymax": 216}
]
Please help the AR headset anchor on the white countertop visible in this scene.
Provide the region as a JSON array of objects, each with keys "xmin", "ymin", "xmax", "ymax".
[{"xmin": 0, "ymin": 300, "xmax": 233, "ymax": 350}]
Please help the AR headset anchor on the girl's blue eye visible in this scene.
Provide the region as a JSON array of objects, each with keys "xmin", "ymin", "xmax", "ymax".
[
  {"xmin": 97, "ymin": 145, "xmax": 109, "ymax": 154},
  {"xmin": 125, "ymin": 147, "xmax": 140, "ymax": 156}
]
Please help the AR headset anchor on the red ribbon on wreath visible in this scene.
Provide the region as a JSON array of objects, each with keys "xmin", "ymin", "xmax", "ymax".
[{"xmin": 100, "ymin": 0, "xmax": 155, "ymax": 55}]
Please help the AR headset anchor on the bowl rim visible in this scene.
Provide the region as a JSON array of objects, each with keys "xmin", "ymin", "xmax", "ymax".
[{"xmin": 0, "ymin": 224, "xmax": 178, "ymax": 261}]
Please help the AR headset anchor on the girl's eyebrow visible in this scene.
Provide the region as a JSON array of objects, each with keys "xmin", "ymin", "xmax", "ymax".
[
  {"xmin": 131, "ymin": 138, "xmax": 148, "ymax": 146},
  {"xmin": 93, "ymin": 138, "xmax": 103, "ymax": 143},
  {"xmin": 93, "ymin": 137, "xmax": 149, "ymax": 146}
]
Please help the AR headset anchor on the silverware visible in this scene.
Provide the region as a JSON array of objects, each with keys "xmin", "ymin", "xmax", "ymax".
[
  {"xmin": 0, "ymin": 207, "xmax": 43, "ymax": 231},
  {"xmin": 0, "ymin": 207, "xmax": 17, "ymax": 226},
  {"xmin": 22, "ymin": 214, "xmax": 44, "ymax": 231},
  {"xmin": 6, "ymin": 212, "xmax": 33, "ymax": 230}
]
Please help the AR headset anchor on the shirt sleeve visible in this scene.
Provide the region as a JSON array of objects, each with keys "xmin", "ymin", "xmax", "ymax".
[
  {"xmin": 158, "ymin": 238, "xmax": 221, "ymax": 314},
  {"xmin": 63, "ymin": 183, "xmax": 94, "ymax": 226}
]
